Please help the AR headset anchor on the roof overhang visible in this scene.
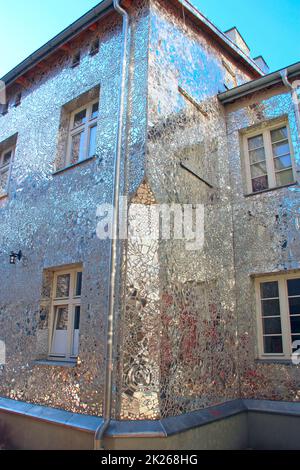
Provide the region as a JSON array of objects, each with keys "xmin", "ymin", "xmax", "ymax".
[
  {"xmin": 1, "ymin": 0, "xmax": 264, "ymax": 89},
  {"xmin": 1, "ymin": 0, "xmax": 114, "ymax": 87},
  {"xmin": 218, "ymin": 61, "xmax": 300, "ymax": 105}
]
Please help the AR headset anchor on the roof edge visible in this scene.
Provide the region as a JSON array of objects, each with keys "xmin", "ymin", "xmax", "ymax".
[
  {"xmin": 218, "ymin": 61, "xmax": 300, "ymax": 104},
  {"xmin": 1, "ymin": 0, "xmax": 114, "ymax": 87},
  {"xmin": 1, "ymin": 0, "xmax": 264, "ymax": 89},
  {"xmin": 178, "ymin": 0, "xmax": 263, "ymax": 76}
]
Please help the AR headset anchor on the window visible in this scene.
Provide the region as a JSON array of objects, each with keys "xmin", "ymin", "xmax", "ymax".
[
  {"xmin": 0, "ymin": 146, "xmax": 14, "ymax": 197},
  {"xmin": 54, "ymin": 87, "xmax": 100, "ymax": 171},
  {"xmin": 90, "ymin": 39, "xmax": 99, "ymax": 56},
  {"xmin": 66, "ymin": 99, "xmax": 98, "ymax": 166},
  {"xmin": 255, "ymin": 273, "xmax": 300, "ymax": 360},
  {"xmin": 14, "ymin": 93, "xmax": 22, "ymax": 107},
  {"xmin": 71, "ymin": 52, "xmax": 81, "ymax": 68},
  {"xmin": 50, "ymin": 267, "xmax": 82, "ymax": 361},
  {"xmin": 243, "ymin": 122, "xmax": 296, "ymax": 194}
]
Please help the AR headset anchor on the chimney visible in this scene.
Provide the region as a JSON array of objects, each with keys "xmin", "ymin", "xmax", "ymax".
[
  {"xmin": 253, "ymin": 56, "xmax": 270, "ymax": 75},
  {"xmin": 224, "ymin": 27, "xmax": 250, "ymax": 56}
]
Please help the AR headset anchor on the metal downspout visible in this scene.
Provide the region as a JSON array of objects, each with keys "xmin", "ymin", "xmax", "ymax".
[
  {"xmin": 94, "ymin": 0, "xmax": 129, "ymax": 451},
  {"xmin": 280, "ymin": 69, "xmax": 300, "ymax": 139}
]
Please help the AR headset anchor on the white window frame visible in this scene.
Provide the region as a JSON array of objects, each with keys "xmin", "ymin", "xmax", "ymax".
[
  {"xmin": 65, "ymin": 98, "xmax": 98, "ymax": 167},
  {"xmin": 255, "ymin": 272, "xmax": 300, "ymax": 360},
  {"xmin": 242, "ymin": 119, "xmax": 297, "ymax": 194},
  {"xmin": 0, "ymin": 145, "xmax": 15, "ymax": 197},
  {"xmin": 49, "ymin": 267, "xmax": 82, "ymax": 362}
]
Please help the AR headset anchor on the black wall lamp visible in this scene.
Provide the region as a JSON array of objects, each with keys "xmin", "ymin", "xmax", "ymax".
[{"xmin": 10, "ymin": 250, "xmax": 23, "ymax": 265}]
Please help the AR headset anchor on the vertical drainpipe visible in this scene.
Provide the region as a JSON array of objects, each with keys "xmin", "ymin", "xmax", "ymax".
[
  {"xmin": 94, "ymin": 0, "xmax": 130, "ymax": 450},
  {"xmin": 280, "ymin": 69, "xmax": 300, "ymax": 139}
]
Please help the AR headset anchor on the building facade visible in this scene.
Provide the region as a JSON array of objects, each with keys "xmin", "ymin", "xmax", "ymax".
[{"xmin": 0, "ymin": 0, "xmax": 300, "ymax": 448}]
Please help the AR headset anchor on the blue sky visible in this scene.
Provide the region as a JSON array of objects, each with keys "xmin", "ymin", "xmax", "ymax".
[{"xmin": 0, "ymin": 0, "xmax": 299, "ymax": 77}]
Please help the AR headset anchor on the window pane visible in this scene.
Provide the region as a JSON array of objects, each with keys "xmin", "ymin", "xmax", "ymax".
[
  {"xmin": 88, "ymin": 125, "xmax": 97, "ymax": 157},
  {"xmin": 75, "ymin": 272, "xmax": 82, "ymax": 297},
  {"xmin": 54, "ymin": 306, "xmax": 69, "ymax": 330},
  {"xmin": 290, "ymin": 316, "xmax": 300, "ymax": 334},
  {"xmin": 70, "ymin": 131, "xmax": 85, "ymax": 164},
  {"xmin": 73, "ymin": 109, "xmax": 87, "ymax": 128},
  {"xmin": 91, "ymin": 102, "xmax": 99, "ymax": 120},
  {"xmin": 260, "ymin": 281, "xmax": 279, "ymax": 299},
  {"xmin": 0, "ymin": 169, "xmax": 9, "ymax": 194},
  {"xmin": 274, "ymin": 155, "xmax": 292, "ymax": 170},
  {"xmin": 51, "ymin": 306, "xmax": 68, "ymax": 356},
  {"xmin": 289, "ymin": 297, "xmax": 300, "ymax": 315},
  {"xmin": 261, "ymin": 299, "xmax": 281, "ymax": 317},
  {"xmin": 248, "ymin": 134, "xmax": 264, "ymax": 150},
  {"xmin": 263, "ymin": 317, "xmax": 282, "ymax": 335},
  {"xmin": 271, "ymin": 127, "xmax": 288, "ymax": 142},
  {"xmin": 250, "ymin": 162, "xmax": 267, "ymax": 177},
  {"xmin": 252, "ymin": 175, "xmax": 268, "ymax": 192},
  {"xmin": 56, "ymin": 274, "xmax": 70, "ymax": 298},
  {"xmin": 249, "ymin": 147, "xmax": 266, "ymax": 164},
  {"xmin": 263, "ymin": 336, "xmax": 283, "ymax": 354},
  {"xmin": 2, "ymin": 150, "xmax": 12, "ymax": 167},
  {"xmin": 72, "ymin": 306, "xmax": 80, "ymax": 356},
  {"xmin": 272, "ymin": 141, "xmax": 290, "ymax": 157},
  {"xmin": 287, "ymin": 279, "xmax": 300, "ymax": 296},
  {"xmin": 275, "ymin": 169, "xmax": 293, "ymax": 186},
  {"xmin": 74, "ymin": 306, "xmax": 81, "ymax": 330}
]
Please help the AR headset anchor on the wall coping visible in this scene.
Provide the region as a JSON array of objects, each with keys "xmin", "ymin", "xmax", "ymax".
[{"xmin": 1, "ymin": 396, "xmax": 300, "ymax": 438}]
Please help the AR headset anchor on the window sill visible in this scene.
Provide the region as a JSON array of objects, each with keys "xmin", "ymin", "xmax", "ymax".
[
  {"xmin": 255, "ymin": 358, "xmax": 295, "ymax": 365},
  {"xmin": 53, "ymin": 155, "xmax": 96, "ymax": 176},
  {"xmin": 33, "ymin": 359, "xmax": 77, "ymax": 368},
  {"xmin": 244, "ymin": 181, "xmax": 298, "ymax": 197}
]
